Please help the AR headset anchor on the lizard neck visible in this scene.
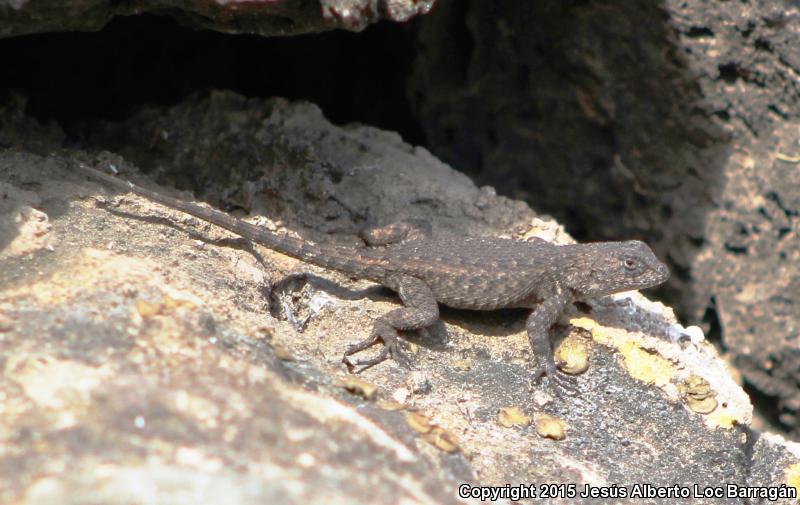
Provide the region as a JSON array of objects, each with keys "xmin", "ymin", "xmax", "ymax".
[{"xmin": 554, "ymin": 243, "xmax": 608, "ymax": 296}]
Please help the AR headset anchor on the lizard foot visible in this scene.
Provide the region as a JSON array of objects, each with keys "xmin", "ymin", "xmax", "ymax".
[{"xmin": 342, "ymin": 321, "xmax": 413, "ymax": 373}]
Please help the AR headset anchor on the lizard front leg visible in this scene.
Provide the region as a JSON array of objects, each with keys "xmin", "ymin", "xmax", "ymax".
[
  {"xmin": 526, "ymin": 284, "xmax": 579, "ymax": 395},
  {"xmin": 343, "ymin": 275, "xmax": 439, "ymax": 373}
]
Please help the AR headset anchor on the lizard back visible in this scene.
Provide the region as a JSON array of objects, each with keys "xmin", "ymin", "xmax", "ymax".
[{"xmin": 367, "ymin": 236, "xmax": 560, "ymax": 310}]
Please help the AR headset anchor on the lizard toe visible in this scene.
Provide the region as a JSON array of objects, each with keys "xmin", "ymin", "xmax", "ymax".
[
  {"xmin": 532, "ymin": 359, "xmax": 581, "ymax": 397},
  {"xmin": 344, "ymin": 346, "xmax": 392, "ymax": 373},
  {"xmin": 342, "ymin": 322, "xmax": 415, "ymax": 373},
  {"xmin": 343, "ymin": 333, "xmax": 382, "ymax": 357},
  {"xmin": 550, "ymin": 371, "xmax": 581, "ymax": 398}
]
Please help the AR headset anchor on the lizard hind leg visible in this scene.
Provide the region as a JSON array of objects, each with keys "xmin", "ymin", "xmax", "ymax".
[{"xmin": 343, "ymin": 276, "xmax": 439, "ymax": 373}]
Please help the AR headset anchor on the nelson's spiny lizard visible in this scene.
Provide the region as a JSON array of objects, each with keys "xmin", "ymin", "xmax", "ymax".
[{"xmin": 78, "ymin": 163, "xmax": 670, "ymax": 393}]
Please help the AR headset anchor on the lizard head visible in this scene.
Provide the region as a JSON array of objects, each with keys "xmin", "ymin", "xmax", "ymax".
[{"xmin": 570, "ymin": 240, "xmax": 670, "ymax": 297}]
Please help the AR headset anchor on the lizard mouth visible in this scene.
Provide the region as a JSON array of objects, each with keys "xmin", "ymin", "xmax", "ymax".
[{"xmin": 642, "ymin": 264, "xmax": 670, "ymax": 289}]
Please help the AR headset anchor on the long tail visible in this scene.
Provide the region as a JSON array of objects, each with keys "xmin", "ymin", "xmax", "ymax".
[{"xmin": 77, "ymin": 164, "xmax": 389, "ymax": 279}]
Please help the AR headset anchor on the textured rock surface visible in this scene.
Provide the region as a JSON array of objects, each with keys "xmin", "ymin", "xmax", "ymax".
[
  {"xmin": 1, "ymin": 94, "xmax": 798, "ymax": 503},
  {"xmin": 0, "ymin": 0, "xmax": 434, "ymax": 38},
  {"xmin": 2, "ymin": 0, "xmax": 797, "ymax": 441},
  {"xmin": 409, "ymin": 0, "xmax": 800, "ymax": 432},
  {"xmin": 665, "ymin": 0, "xmax": 800, "ymax": 434}
]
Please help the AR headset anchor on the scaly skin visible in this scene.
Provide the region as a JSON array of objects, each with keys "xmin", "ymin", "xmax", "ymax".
[{"xmin": 78, "ymin": 163, "xmax": 670, "ymax": 394}]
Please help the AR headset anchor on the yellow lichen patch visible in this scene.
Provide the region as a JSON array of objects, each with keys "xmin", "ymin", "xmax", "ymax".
[
  {"xmin": 569, "ymin": 317, "xmax": 748, "ymax": 430},
  {"xmin": 687, "ymin": 396, "xmax": 718, "ymax": 415},
  {"xmin": 376, "ymin": 399, "xmax": 405, "ymax": 411},
  {"xmin": 404, "ymin": 411, "xmax": 461, "ymax": 453},
  {"xmin": 679, "ymin": 375, "xmax": 718, "ymax": 415},
  {"xmin": 497, "ymin": 407, "xmax": 530, "ymax": 428},
  {"xmin": 535, "ymin": 414, "xmax": 566, "ymax": 440},
  {"xmin": 554, "ymin": 333, "xmax": 590, "ymax": 375},
  {"xmin": 706, "ymin": 410, "xmax": 736, "ymax": 429},
  {"xmin": 405, "ymin": 411, "xmax": 433, "ymax": 434},
  {"xmin": 334, "ymin": 376, "xmax": 378, "ymax": 400},
  {"xmin": 618, "ymin": 341, "xmax": 674, "ymax": 386},
  {"xmin": 422, "ymin": 426, "xmax": 460, "ymax": 453},
  {"xmin": 570, "ymin": 317, "xmax": 673, "ymax": 387},
  {"xmin": 785, "ymin": 463, "xmax": 800, "ymax": 496}
]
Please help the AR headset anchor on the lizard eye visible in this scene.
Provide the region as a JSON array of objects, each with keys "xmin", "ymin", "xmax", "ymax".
[{"xmin": 623, "ymin": 258, "xmax": 637, "ymax": 270}]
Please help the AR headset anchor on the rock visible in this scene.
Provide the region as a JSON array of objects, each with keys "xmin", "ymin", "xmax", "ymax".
[
  {"xmin": 0, "ymin": 0, "xmax": 434, "ymax": 38},
  {"xmin": 408, "ymin": 0, "xmax": 800, "ymax": 432},
  {"xmin": 1, "ymin": 93, "xmax": 798, "ymax": 503}
]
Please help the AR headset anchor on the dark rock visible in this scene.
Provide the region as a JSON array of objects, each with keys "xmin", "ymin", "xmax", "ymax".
[
  {"xmin": 409, "ymin": 0, "xmax": 800, "ymax": 433},
  {"xmin": 0, "ymin": 0, "xmax": 434, "ymax": 38}
]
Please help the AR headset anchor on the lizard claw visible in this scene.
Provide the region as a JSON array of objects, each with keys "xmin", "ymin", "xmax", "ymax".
[
  {"xmin": 549, "ymin": 370, "xmax": 581, "ymax": 398},
  {"xmin": 342, "ymin": 322, "xmax": 414, "ymax": 373},
  {"xmin": 533, "ymin": 360, "xmax": 581, "ymax": 397}
]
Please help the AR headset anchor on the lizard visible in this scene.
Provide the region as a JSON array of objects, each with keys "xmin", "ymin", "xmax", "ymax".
[{"xmin": 76, "ymin": 162, "xmax": 670, "ymax": 393}]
